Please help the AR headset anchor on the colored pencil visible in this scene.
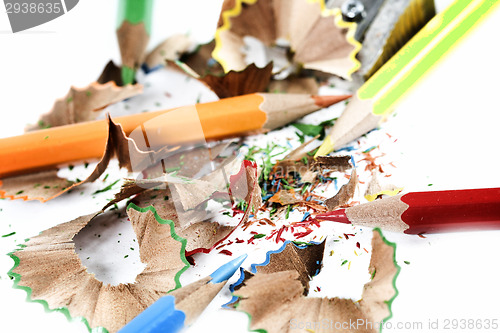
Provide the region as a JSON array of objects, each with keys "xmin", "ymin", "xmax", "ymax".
[
  {"xmin": 315, "ymin": 0, "xmax": 500, "ymax": 156},
  {"xmin": 316, "ymin": 188, "xmax": 500, "ymax": 234},
  {"xmin": 119, "ymin": 254, "xmax": 247, "ymax": 333},
  {"xmin": 0, "ymin": 93, "xmax": 350, "ymax": 178},
  {"xmin": 117, "ymin": 0, "xmax": 154, "ymax": 85}
]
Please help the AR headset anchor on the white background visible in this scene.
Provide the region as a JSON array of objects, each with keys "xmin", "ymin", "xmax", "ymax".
[{"xmin": 1, "ymin": 1, "xmax": 500, "ymax": 333}]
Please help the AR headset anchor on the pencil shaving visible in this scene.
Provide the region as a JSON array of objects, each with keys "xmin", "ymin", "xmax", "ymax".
[
  {"xmin": 130, "ymin": 194, "xmax": 229, "ymax": 255},
  {"xmin": 170, "ymin": 60, "xmax": 273, "ymax": 99},
  {"xmin": 9, "ymin": 205, "xmax": 189, "ymax": 333},
  {"xmin": 180, "ymin": 40, "xmax": 225, "ymax": 77},
  {"xmin": 224, "ymin": 241, "xmax": 324, "ymax": 308},
  {"xmin": 214, "ymin": 0, "xmax": 360, "ymax": 79},
  {"xmin": 232, "ymin": 230, "xmax": 398, "ymax": 333},
  {"xmin": 103, "ymin": 140, "xmax": 241, "ymax": 213},
  {"xmin": 130, "ymin": 161, "xmax": 261, "ymax": 255},
  {"xmin": 364, "ymin": 170, "xmax": 403, "ymax": 201},
  {"xmin": 0, "ymin": 116, "xmax": 146, "ymax": 202},
  {"xmin": 199, "ymin": 63, "xmax": 273, "ymax": 99},
  {"xmin": 97, "ymin": 60, "xmax": 126, "ymax": 86},
  {"xmin": 253, "ymin": 241, "xmax": 325, "ymax": 292},
  {"xmin": 313, "ymin": 155, "xmax": 352, "ymax": 172},
  {"xmin": 273, "ymin": 139, "xmax": 352, "ymax": 185},
  {"xmin": 144, "ymin": 34, "xmax": 193, "ymax": 70},
  {"xmin": 27, "ymin": 63, "xmax": 142, "ymax": 131},
  {"xmin": 269, "ymin": 189, "xmax": 302, "ymax": 206},
  {"xmin": 325, "ymin": 169, "xmax": 358, "ymax": 211}
]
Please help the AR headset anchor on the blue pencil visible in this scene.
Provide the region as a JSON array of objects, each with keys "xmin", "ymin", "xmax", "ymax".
[{"xmin": 119, "ymin": 254, "xmax": 248, "ymax": 333}]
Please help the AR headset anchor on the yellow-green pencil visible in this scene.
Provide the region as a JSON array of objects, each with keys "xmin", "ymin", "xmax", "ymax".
[{"xmin": 316, "ymin": 0, "xmax": 500, "ymax": 156}]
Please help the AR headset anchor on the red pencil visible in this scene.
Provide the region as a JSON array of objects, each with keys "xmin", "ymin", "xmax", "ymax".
[{"xmin": 316, "ymin": 188, "xmax": 500, "ymax": 234}]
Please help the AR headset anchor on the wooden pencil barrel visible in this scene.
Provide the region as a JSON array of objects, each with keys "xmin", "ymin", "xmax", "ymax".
[{"xmin": 0, "ymin": 94, "xmax": 265, "ymax": 177}]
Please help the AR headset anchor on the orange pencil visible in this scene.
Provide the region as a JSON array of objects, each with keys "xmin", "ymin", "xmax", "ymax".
[{"xmin": 0, "ymin": 93, "xmax": 350, "ymax": 178}]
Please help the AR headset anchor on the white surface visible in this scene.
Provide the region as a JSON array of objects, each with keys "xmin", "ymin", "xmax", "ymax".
[{"xmin": 1, "ymin": 1, "xmax": 500, "ymax": 333}]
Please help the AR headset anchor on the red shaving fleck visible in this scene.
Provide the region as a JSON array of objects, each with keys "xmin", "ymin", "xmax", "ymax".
[
  {"xmin": 418, "ymin": 233, "xmax": 427, "ymax": 238},
  {"xmin": 316, "ymin": 286, "xmax": 321, "ymax": 292},
  {"xmin": 276, "ymin": 226, "xmax": 286, "ymax": 243},
  {"xmin": 215, "ymin": 243, "xmax": 226, "ymax": 250},
  {"xmin": 219, "ymin": 249, "xmax": 232, "ymax": 256},
  {"xmin": 294, "ymin": 229, "xmax": 313, "ymax": 239},
  {"xmin": 235, "ymin": 238, "xmax": 245, "ymax": 243},
  {"xmin": 250, "ymin": 231, "xmax": 258, "ymax": 235},
  {"xmin": 360, "ymin": 150, "xmax": 386, "ymax": 173},
  {"xmin": 356, "ymin": 242, "xmax": 360, "ymax": 249},
  {"xmin": 257, "ymin": 218, "xmax": 275, "ymax": 227},
  {"xmin": 293, "ymin": 218, "xmax": 321, "ymax": 229},
  {"xmin": 232, "ymin": 209, "xmax": 245, "ymax": 216},
  {"xmin": 343, "ymin": 233, "xmax": 355, "ymax": 240},
  {"xmin": 164, "ymin": 91, "xmax": 172, "ymax": 98}
]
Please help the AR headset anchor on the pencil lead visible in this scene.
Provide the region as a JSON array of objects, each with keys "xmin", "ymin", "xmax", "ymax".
[
  {"xmin": 312, "ymin": 95, "xmax": 352, "ymax": 108},
  {"xmin": 210, "ymin": 254, "xmax": 248, "ymax": 283},
  {"xmin": 314, "ymin": 135, "xmax": 335, "ymax": 157},
  {"xmin": 315, "ymin": 209, "xmax": 350, "ymax": 224}
]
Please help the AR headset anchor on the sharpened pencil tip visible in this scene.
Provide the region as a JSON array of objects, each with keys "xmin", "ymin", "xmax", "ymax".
[
  {"xmin": 315, "ymin": 209, "xmax": 350, "ymax": 224},
  {"xmin": 314, "ymin": 135, "xmax": 335, "ymax": 157},
  {"xmin": 121, "ymin": 66, "xmax": 136, "ymax": 85},
  {"xmin": 209, "ymin": 254, "xmax": 248, "ymax": 283},
  {"xmin": 312, "ymin": 95, "xmax": 352, "ymax": 108}
]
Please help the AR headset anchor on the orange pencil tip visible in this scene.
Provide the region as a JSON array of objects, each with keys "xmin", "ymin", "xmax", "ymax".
[{"xmin": 312, "ymin": 94, "xmax": 352, "ymax": 108}]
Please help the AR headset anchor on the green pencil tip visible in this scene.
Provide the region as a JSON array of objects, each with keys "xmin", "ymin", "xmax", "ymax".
[
  {"xmin": 210, "ymin": 254, "xmax": 248, "ymax": 283},
  {"xmin": 121, "ymin": 66, "xmax": 135, "ymax": 85}
]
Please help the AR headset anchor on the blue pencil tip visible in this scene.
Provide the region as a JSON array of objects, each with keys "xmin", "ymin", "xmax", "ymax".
[{"xmin": 209, "ymin": 254, "xmax": 248, "ymax": 283}]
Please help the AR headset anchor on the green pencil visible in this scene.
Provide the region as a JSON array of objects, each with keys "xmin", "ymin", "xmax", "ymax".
[{"xmin": 117, "ymin": 0, "xmax": 154, "ymax": 85}]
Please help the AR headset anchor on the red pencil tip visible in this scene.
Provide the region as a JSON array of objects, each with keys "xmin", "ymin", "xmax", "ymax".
[
  {"xmin": 312, "ymin": 95, "xmax": 352, "ymax": 108},
  {"xmin": 315, "ymin": 209, "xmax": 350, "ymax": 224}
]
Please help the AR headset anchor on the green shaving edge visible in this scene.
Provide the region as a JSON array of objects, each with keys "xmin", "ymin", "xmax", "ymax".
[
  {"xmin": 7, "ymin": 203, "xmax": 190, "ymax": 333},
  {"xmin": 373, "ymin": 228, "xmax": 401, "ymax": 333}
]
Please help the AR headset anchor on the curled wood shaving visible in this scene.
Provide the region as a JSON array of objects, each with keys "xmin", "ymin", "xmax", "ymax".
[
  {"xmin": 27, "ymin": 61, "xmax": 142, "ymax": 131},
  {"xmin": 324, "ymin": 168, "xmax": 358, "ymax": 211},
  {"xmin": 231, "ymin": 230, "xmax": 398, "ymax": 333},
  {"xmin": 10, "ymin": 205, "xmax": 189, "ymax": 333}
]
